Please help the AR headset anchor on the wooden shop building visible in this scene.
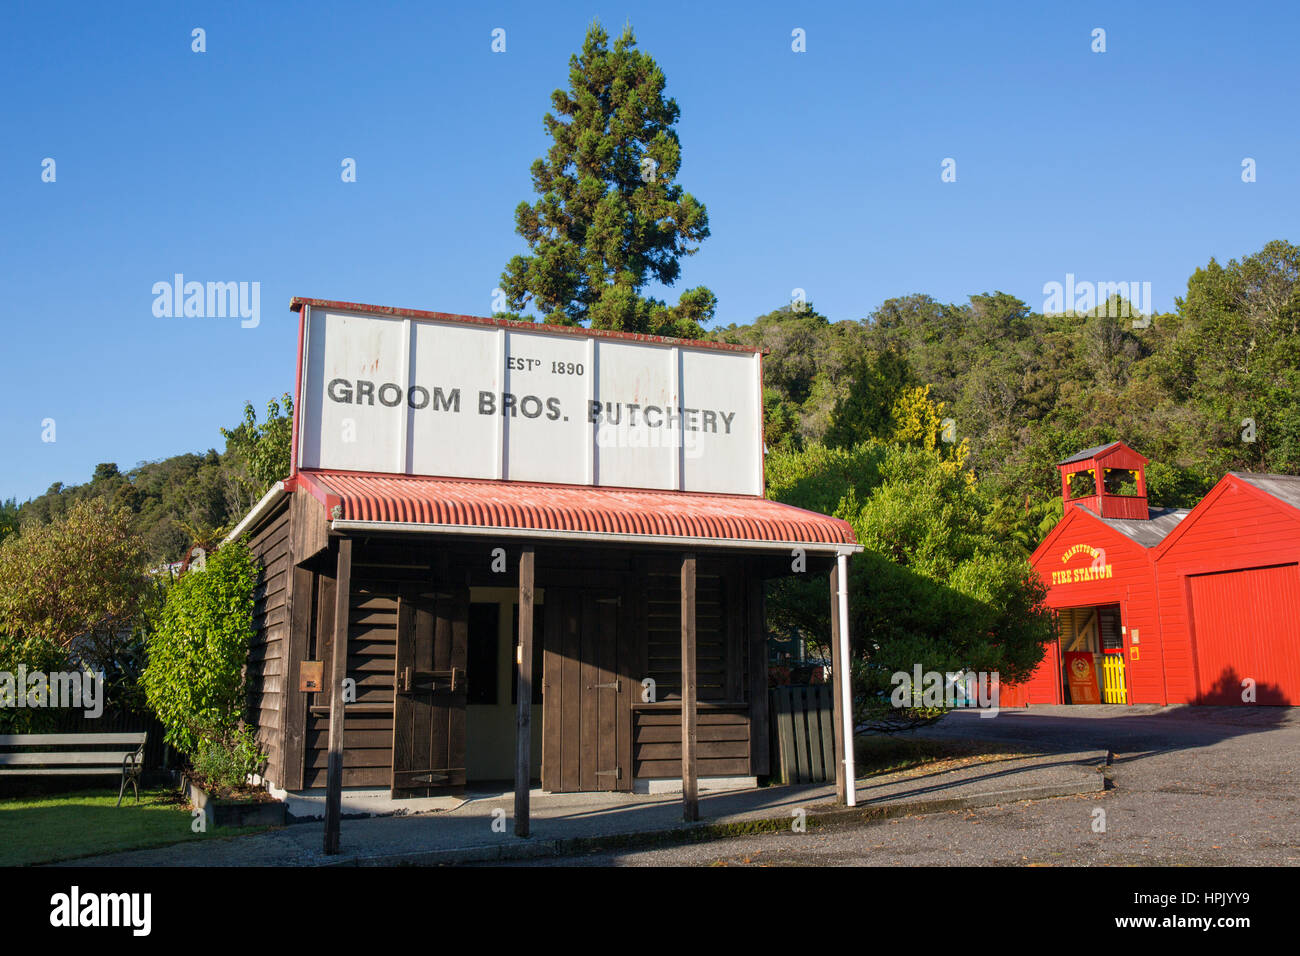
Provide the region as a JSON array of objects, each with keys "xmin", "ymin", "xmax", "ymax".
[{"xmin": 227, "ymin": 298, "xmax": 862, "ymax": 852}]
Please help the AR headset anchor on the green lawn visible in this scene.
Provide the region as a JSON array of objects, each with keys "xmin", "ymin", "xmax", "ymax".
[{"xmin": 0, "ymin": 787, "xmax": 273, "ymax": 866}]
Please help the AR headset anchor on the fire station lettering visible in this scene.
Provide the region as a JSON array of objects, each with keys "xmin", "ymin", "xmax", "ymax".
[
  {"xmin": 1052, "ymin": 565, "xmax": 1115, "ymax": 585},
  {"xmin": 1051, "ymin": 543, "xmax": 1114, "ymax": 586},
  {"xmin": 298, "ymin": 308, "xmax": 763, "ymax": 494}
]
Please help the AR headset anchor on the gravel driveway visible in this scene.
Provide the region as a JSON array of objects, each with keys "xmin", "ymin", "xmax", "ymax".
[{"xmin": 505, "ymin": 705, "xmax": 1300, "ymax": 866}]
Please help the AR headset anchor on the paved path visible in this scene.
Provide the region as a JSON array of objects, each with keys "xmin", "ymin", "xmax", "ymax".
[
  {"xmin": 60, "ymin": 746, "xmax": 1103, "ymax": 866},
  {"xmin": 520, "ymin": 705, "xmax": 1300, "ymax": 866},
  {"xmin": 62, "ymin": 704, "xmax": 1295, "ymax": 867}
]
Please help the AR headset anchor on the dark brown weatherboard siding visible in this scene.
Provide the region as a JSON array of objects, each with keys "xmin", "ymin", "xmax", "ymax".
[{"xmin": 246, "ymin": 508, "xmax": 291, "ymax": 786}]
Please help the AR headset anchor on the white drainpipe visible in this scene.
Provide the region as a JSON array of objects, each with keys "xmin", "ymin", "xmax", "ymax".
[{"xmin": 836, "ymin": 551, "xmax": 856, "ymax": 806}]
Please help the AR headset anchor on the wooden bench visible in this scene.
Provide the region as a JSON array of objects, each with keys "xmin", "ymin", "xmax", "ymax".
[{"xmin": 0, "ymin": 733, "xmax": 147, "ymax": 806}]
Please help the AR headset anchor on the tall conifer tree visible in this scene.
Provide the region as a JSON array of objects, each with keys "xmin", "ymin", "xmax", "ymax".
[{"xmin": 499, "ymin": 22, "xmax": 714, "ymax": 338}]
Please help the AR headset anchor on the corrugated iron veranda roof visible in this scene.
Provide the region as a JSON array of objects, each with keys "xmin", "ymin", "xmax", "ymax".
[{"xmin": 295, "ymin": 470, "xmax": 858, "ymax": 550}]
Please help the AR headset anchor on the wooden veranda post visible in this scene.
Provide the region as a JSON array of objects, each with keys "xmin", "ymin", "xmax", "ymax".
[
  {"xmin": 834, "ymin": 552, "xmax": 857, "ymax": 807},
  {"xmin": 829, "ymin": 563, "xmax": 846, "ymax": 804},
  {"xmin": 323, "ymin": 537, "xmax": 353, "ymax": 855},
  {"xmin": 515, "ymin": 546, "xmax": 536, "ymax": 837},
  {"xmin": 680, "ymin": 552, "xmax": 698, "ymax": 822}
]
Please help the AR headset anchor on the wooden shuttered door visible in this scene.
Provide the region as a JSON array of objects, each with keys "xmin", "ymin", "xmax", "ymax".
[
  {"xmin": 302, "ymin": 575, "xmax": 469, "ymax": 793},
  {"xmin": 391, "ymin": 587, "xmax": 469, "ymax": 797},
  {"xmin": 628, "ymin": 557, "xmax": 753, "ymax": 780},
  {"xmin": 541, "ymin": 589, "xmax": 630, "ymax": 792}
]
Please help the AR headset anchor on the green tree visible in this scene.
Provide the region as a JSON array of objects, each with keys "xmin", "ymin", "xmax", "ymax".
[
  {"xmin": 0, "ymin": 498, "xmax": 18, "ymax": 546},
  {"xmin": 824, "ymin": 346, "xmax": 916, "ymax": 449},
  {"xmin": 498, "ymin": 21, "xmax": 714, "ymax": 337},
  {"xmin": 141, "ymin": 540, "xmax": 259, "ymax": 756},
  {"xmin": 712, "ymin": 304, "xmax": 871, "ymax": 444},
  {"xmin": 0, "ymin": 499, "xmax": 150, "ymax": 658},
  {"xmin": 762, "ymin": 389, "xmax": 801, "ymax": 455},
  {"xmin": 765, "ymin": 442, "xmax": 1056, "ymax": 724},
  {"xmin": 1163, "ymin": 240, "xmax": 1300, "ymax": 473},
  {"xmin": 221, "ymin": 393, "xmax": 294, "ymax": 516}
]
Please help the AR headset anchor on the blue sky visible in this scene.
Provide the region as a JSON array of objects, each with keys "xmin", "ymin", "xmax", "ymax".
[{"xmin": 2, "ymin": 1, "xmax": 1297, "ymax": 503}]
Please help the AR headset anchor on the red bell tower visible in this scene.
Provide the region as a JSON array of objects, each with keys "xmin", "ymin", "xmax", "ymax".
[{"xmin": 1058, "ymin": 441, "xmax": 1150, "ymax": 520}]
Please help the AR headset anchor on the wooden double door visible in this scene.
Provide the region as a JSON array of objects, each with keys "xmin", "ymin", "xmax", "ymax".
[
  {"xmin": 389, "ymin": 584, "xmax": 631, "ymax": 797},
  {"xmin": 541, "ymin": 588, "xmax": 632, "ymax": 793},
  {"xmin": 391, "ymin": 587, "xmax": 468, "ymax": 798}
]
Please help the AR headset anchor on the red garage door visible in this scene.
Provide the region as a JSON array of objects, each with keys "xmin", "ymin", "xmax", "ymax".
[{"xmin": 1188, "ymin": 564, "xmax": 1300, "ymax": 705}]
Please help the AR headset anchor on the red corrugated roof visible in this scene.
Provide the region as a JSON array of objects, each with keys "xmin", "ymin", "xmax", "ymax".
[{"xmin": 295, "ymin": 470, "xmax": 857, "ymax": 548}]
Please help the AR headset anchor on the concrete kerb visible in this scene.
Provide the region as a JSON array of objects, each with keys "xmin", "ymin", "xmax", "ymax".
[{"xmin": 325, "ymin": 761, "xmax": 1110, "ymax": 867}]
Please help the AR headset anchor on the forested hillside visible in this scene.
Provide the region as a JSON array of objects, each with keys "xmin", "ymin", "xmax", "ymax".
[
  {"xmin": 2, "ymin": 396, "xmax": 293, "ymax": 564},
  {"xmin": 712, "ymin": 239, "xmax": 1300, "ymax": 543}
]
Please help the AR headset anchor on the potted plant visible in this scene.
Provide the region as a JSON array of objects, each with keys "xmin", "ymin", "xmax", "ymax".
[{"xmin": 181, "ymin": 724, "xmax": 285, "ymax": 828}]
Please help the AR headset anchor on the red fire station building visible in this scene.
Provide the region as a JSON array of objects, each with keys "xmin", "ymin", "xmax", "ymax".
[{"xmin": 1007, "ymin": 441, "xmax": 1300, "ymax": 707}]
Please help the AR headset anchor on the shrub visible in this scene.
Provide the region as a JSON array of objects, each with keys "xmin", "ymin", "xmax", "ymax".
[
  {"xmin": 141, "ymin": 540, "xmax": 258, "ymax": 756},
  {"xmin": 190, "ymin": 725, "xmax": 266, "ymax": 794},
  {"xmin": 0, "ymin": 633, "xmax": 69, "ymax": 734}
]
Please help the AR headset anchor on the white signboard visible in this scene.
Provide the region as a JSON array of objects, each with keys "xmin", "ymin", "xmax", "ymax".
[{"xmin": 295, "ymin": 304, "xmax": 764, "ymax": 496}]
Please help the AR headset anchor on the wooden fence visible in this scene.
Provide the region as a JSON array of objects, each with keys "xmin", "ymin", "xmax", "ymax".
[{"xmin": 769, "ymin": 684, "xmax": 836, "ymax": 784}]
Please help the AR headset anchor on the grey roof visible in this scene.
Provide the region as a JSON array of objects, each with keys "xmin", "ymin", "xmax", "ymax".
[
  {"xmin": 1230, "ymin": 472, "xmax": 1300, "ymax": 512},
  {"xmin": 1059, "ymin": 442, "xmax": 1122, "ymax": 465},
  {"xmin": 1083, "ymin": 504, "xmax": 1192, "ymax": 548}
]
